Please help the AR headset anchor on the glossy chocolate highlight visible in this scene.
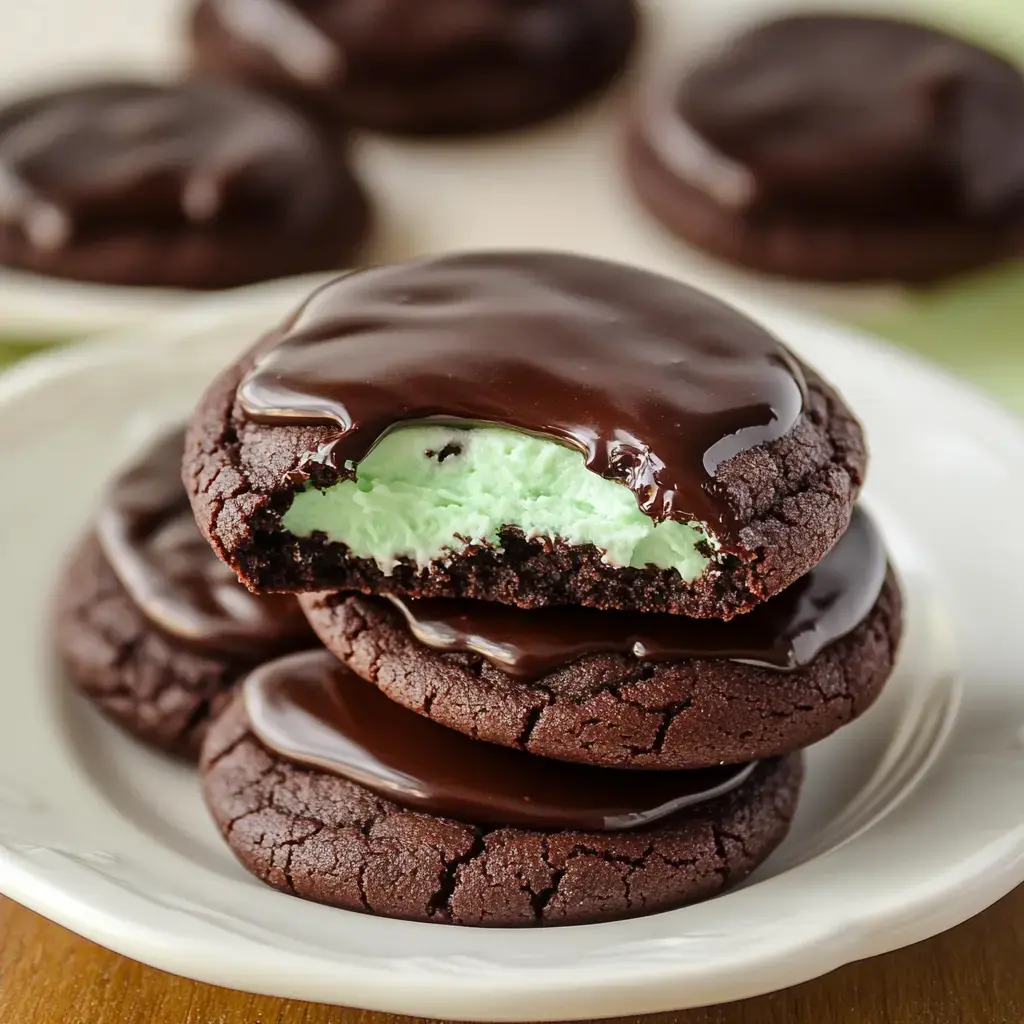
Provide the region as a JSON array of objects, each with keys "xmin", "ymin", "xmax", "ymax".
[
  {"xmin": 237, "ymin": 252, "xmax": 805, "ymax": 542},
  {"xmin": 665, "ymin": 15, "xmax": 1024, "ymax": 221},
  {"xmin": 96, "ymin": 429, "xmax": 310, "ymax": 656},
  {"xmin": 0, "ymin": 80, "xmax": 339, "ymax": 248},
  {"xmin": 385, "ymin": 506, "xmax": 887, "ymax": 678},
  {"xmin": 245, "ymin": 650, "xmax": 758, "ymax": 831}
]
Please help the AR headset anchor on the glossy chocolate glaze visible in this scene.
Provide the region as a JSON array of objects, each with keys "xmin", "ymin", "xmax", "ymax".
[
  {"xmin": 0, "ymin": 80, "xmax": 340, "ymax": 249},
  {"xmin": 206, "ymin": 0, "xmax": 342, "ymax": 86},
  {"xmin": 385, "ymin": 507, "xmax": 887, "ymax": 678},
  {"xmin": 245, "ymin": 650, "xmax": 758, "ymax": 830},
  {"xmin": 96, "ymin": 430, "xmax": 310, "ymax": 656},
  {"xmin": 660, "ymin": 15, "xmax": 1024, "ymax": 220},
  {"xmin": 237, "ymin": 252, "xmax": 805, "ymax": 543},
  {"xmin": 205, "ymin": 0, "xmax": 619, "ymax": 76}
]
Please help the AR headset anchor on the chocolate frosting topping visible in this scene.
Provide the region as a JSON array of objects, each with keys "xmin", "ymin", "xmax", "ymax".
[
  {"xmin": 244, "ymin": 650, "xmax": 757, "ymax": 831},
  {"xmin": 0, "ymin": 81, "xmax": 340, "ymax": 250},
  {"xmin": 96, "ymin": 429, "xmax": 310, "ymax": 656},
  {"xmin": 237, "ymin": 252, "xmax": 805, "ymax": 541},
  {"xmin": 387, "ymin": 506, "xmax": 887, "ymax": 678},
  {"xmin": 674, "ymin": 15, "xmax": 1024, "ymax": 219},
  {"xmin": 207, "ymin": 0, "xmax": 610, "ymax": 79}
]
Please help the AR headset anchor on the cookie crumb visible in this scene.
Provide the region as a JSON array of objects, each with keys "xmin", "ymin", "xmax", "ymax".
[{"xmin": 425, "ymin": 442, "xmax": 463, "ymax": 463}]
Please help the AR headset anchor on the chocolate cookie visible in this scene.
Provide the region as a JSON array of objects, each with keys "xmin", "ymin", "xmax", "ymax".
[
  {"xmin": 0, "ymin": 80, "xmax": 370, "ymax": 289},
  {"xmin": 201, "ymin": 651, "xmax": 803, "ymax": 926},
  {"xmin": 188, "ymin": 0, "xmax": 639, "ymax": 136},
  {"xmin": 54, "ymin": 430, "xmax": 313, "ymax": 758},
  {"xmin": 626, "ymin": 15, "xmax": 1024, "ymax": 283},
  {"xmin": 185, "ymin": 251, "xmax": 866, "ymax": 618},
  {"xmin": 300, "ymin": 507, "xmax": 902, "ymax": 769}
]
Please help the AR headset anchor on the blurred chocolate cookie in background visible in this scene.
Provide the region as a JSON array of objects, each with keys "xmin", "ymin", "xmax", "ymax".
[
  {"xmin": 0, "ymin": 80, "xmax": 370, "ymax": 288},
  {"xmin": 627, "ymin": 14, "xmax": 1024, "ymax": 283},
  {"xmin": 189, "ymin": 0, "xmax": 639, "ymax": 135}
]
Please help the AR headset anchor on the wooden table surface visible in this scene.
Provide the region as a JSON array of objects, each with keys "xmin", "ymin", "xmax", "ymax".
[{"xmin": 0, "ymin": 885, "xmax": 1020, "ymax": 1024}]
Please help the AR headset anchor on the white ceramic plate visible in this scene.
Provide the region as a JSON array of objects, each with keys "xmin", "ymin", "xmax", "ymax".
[
  {"xmin": 0, "ymin": 279, "xmax": 1021, "ymax": 1018},
  {"xmin": 3, "ymin": 0, "xmax": 1012, "ymax": 337}
]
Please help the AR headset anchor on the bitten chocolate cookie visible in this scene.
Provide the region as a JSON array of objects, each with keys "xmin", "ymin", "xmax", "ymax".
[
  {"xmin": 188, "ymin": 0, "xmax": 638, "ymax": 136},
  {"xmin": 202, "ymin": 651, "xmax": 803, "ymax": 926},
  {"xmin": 0, "ymin": 80, "xmax": 370, "ymax": 289},
  {"xmin": 185, "ymin": 251, "xmax": 866, "ymax": 618},
  {"xmin": 626, "ymin": 15, "xmax": 1024, "ymax": 283},
  {"xmin": 54, "ymin": 430, "xmax": 313, "ymax": 758},
  {"xmin": 300, "ymin": 508, "xmax": 902, "ymax": 769}
]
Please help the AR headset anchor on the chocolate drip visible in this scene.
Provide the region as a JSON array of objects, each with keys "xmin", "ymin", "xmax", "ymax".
[
  {"xmin": 670, "ymin": 15, "xmax": 1024, "ymax": 220},
  {"xmin": 387, "ymin": 506, "xmax": 887, "ymax": 678},
  {"xmin": 0, "ymin": 81, "xmax": 338, "ymax": 248},
  {"xmin": 245, "ymin": 650, "xmax": 757, "ymax": 831},
  {"xmin": 237, "ymin": 252, "xmax": 805, "ymax": 542},
  {"xmin": 96, "ymin": 429, "xmax": 310, "ymax": 656}
]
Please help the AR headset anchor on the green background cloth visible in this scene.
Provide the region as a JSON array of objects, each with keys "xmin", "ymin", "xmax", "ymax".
[
  {"xmin": 854, "ymin": 0, "xmax": 1024, "ymax": 413},
  {"xmin": 862, "ymin": 266, "xmax": 1024, "ymax": 412},
  {"xmin": 0, "ymin": 342, "xmax": 50, "ymax": 371},
  {"xmin": 0, "ymin": 0, "xmax": 1022, "ymax": 412}
]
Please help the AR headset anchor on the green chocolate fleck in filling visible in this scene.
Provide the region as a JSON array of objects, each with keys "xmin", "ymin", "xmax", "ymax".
[{"xmin": 282, "ymin": 426, "xmax": 716, "ymax": 577}]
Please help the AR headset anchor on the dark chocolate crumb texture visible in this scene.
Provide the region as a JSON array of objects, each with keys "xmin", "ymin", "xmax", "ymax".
[
  {"xmin": 627, "ymin": 14, "xmax": 1024, "ymax": 283},
  {"xmin": 202, "ymin": 650, "xmax": 803, "ymax": 926},
  {"xmin": 55, "ymin": 429, "xmax": 313, "ymax": 757},
  {"xmin": 300, "ymin": 507, "xmax": 903, "ymax": 769},
  {"xmin": 185, "ymin": 251, "xmax": 866, "ymax": 617},
  {"xmin": 0, "ymin": 80, "xmax": 370, "ymax": 289}
]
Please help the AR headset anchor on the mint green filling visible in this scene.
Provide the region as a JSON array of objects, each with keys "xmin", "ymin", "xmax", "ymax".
[{"xmin": 282, "ymin": 426, "xmax": 715, "ymax": 578}]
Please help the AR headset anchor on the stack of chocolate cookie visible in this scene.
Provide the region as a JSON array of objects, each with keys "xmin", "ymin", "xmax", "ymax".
[
  {"xmin": 56, "ymin": 429, "xmax": 315, "ymax": 758},
  {"xmin": 59, "ymin": 251, "xmax": 902, "ymax": 927}
]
